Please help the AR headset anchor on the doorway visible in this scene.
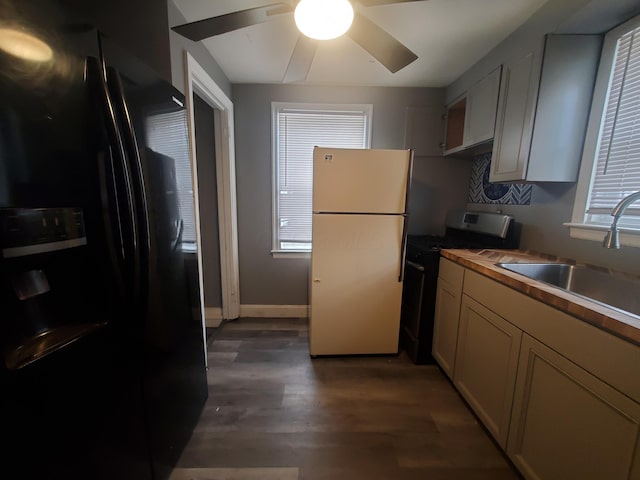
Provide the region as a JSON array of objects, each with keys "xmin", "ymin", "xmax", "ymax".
[
  {"xmin": 193, "ymin": 93, "xmax": 223, "ymax": 334},
  {"xmin": 184, "ymin": 53, "xmax": 240, "ymax": 357}
]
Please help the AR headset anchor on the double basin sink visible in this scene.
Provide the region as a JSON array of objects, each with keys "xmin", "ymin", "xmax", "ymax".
[{"xmin": 497, "ymin": 262, "xmax": 640, "ymax": 319}]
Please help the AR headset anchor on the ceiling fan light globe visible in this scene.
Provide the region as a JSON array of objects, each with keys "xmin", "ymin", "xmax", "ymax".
[{"xmin": 294, "ymin": 0, "xmax": 354, "ymax": 41}]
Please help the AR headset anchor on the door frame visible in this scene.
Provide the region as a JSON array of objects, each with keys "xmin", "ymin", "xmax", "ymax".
[{"xmin": 183, "ymin": 52, "xmax": 240, "ymax": 322}]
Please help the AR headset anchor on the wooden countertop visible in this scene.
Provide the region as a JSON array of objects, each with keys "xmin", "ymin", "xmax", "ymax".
[{"xmin": 441, "ymin": 249, "xmax": 640, "ymax": 346}]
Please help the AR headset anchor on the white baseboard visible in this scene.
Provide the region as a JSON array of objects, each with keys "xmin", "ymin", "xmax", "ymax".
[
  {"xmin": 205, "ymin": 307, "xmax": 223, "ymax": 328},
  {"xmin": 239, "ymin": 304, "xmax": 309, "ymax": 318}
]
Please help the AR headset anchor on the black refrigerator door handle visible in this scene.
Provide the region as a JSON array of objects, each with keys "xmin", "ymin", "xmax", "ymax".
[
  {"xmin": 96, "ymin": 149, "xmax": 126, "ymax": 298},
  {"xmin": 105, "ymin": 66, "xmax": 149, "ymax": 306},
  {"xmin": 86, "ymin": 56, "xmax": 139, "ymax": 297},
  {"xmin": 399, "ymin": 150, "xmax": 414, "ymax": 283}
]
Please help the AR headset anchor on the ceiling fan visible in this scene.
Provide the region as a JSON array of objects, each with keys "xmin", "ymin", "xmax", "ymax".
[{"xmin": 172, "ymin": 0, "xmax": 424, "ymax": 83}]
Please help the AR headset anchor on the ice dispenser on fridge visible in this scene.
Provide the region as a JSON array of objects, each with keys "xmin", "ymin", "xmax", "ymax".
[{"xmin": 0, "ymin": 207, "xmax": 106, "ymax": 370}]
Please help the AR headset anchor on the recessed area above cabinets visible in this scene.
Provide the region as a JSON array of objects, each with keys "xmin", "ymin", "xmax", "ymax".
[
  {"xmin": 404, "ymin": 105, "xmax": 445, "ymax": 157},
  {"xmin": 490, "ymin": 35, "xmax": 602, "ymax": 183},
  {"xmin": 443, "ymin": 66, "xmax": 501, "ymax": 156},
  {"xmin": 444, "ymin": 97, "xmax": 466, "ymax": 153}
]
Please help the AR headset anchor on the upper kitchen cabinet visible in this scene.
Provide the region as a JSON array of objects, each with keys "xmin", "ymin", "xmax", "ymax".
[
  {"xmin": 490, "ymin": 35, "xmax": 602, "ymax": 182},
  {"xmin": 443, "ymin": 66, "xmax": 501, "ymax": 156},
  {"xmin": 463, "ymin": 66, "xmax": 502, "ymax": 147}
]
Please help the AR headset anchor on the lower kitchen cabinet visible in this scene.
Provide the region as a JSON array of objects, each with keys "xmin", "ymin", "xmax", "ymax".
[
  {"xmin": 432, "ymin": 258, "xmax": 465, "ymax": 378},
  {"xmin": 443, "ymin": 262, "xmax": 640, "ymax": 480},
  {"xmin": 508, "ymin": 334, "xmax": 640, "ymax": 480},
  {"xmin": 454, "ymin": 295, "xmax": 522, "ymax": 448}
]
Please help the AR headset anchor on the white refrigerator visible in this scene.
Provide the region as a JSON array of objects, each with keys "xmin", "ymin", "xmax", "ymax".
[{"xmin": 309, "ymin": 147, "xmax": 413, "ymax": 356}]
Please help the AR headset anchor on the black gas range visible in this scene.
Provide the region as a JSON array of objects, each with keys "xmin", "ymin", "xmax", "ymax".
[{"xmin": 400, "ymin": 211, "xmax": 520, "ymax": 364}]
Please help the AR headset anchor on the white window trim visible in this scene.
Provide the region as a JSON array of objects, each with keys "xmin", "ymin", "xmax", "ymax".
[
  {"xmin": 567, "ymin": 14, "xmax": 640, "ymax": 248},
  {"xmin": 271, "ymin": 102, "xmax": 373, "ymax": 256}
]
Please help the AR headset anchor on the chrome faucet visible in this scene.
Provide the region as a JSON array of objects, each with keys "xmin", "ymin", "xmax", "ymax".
[{"xmin": 603, "ymin": 190, "xmax": 640, "ymax": 249}]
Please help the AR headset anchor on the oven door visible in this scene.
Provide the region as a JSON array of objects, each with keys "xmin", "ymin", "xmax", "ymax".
[{"xmin": 400, "ymin": 260, "xmax": 424, "ymax": 361}]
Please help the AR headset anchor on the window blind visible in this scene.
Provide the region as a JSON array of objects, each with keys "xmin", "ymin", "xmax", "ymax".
[
  {"xmin": 275, "ymin": 107, "xmax": 369, "ymax": 250},
  {"xmin": 145, "ymin": 109, "xmax": 197, "ymax": 245},
  {"xmin": 587, "ymin": 23, "xmax": 640, "ymax": 226}
]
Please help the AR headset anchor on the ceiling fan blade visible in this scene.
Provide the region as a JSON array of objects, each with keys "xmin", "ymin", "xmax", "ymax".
[
  {"xmin": 347, "ymin": 12, "xmax": 418, "ymax": 73},
  {"xmin": 283, "ymin": 34, "xmax": 318, "ymax": 83},
  {"xmin": 357, "ymin": 0, "xmax": 424, "ymax": 5},
  {"xmin": 172, "ymin": 3, "xmax": 292, "ymax": 42}
]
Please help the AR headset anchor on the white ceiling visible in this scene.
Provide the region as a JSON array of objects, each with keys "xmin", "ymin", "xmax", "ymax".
[{"xmin": 172, "ymin": 0, "xmax": 550, "ymax": 87}]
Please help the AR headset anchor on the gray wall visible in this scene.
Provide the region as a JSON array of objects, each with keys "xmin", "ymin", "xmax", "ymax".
[
  {"xmin": 448, "ymin": 0, "xmax": 639, "ymax": 102},
  {"xmin": 59, "ymin": 0, "xmax": 235, "ymax": 94},
  {"xmin": 410, "ymin": 156, "xmax": 473, "ymax": 236},
  {"xmin": 233, "ymin": 84, "xmax": 472, "ymax": 306},
  {"xmin": 452, "ymin": 0, "xmax": 640, "ymax": 275},
  {"xmin": 447, "ymin": 0, "xmax": 593, "ymax": 103},
  {"xmin": 165, "ymin": 0, "xmax": 231, "ymax": 312},
  {"xmin": 470, "ymin": 184, "xmax": 640, "ymax": 275},
  {"xmin": 167, "ymin": 0, "xmax": 231, "ymax": 97},
  {"xmin": 194, "ymin": 94, "xmax": 222, "ymax": 307}
]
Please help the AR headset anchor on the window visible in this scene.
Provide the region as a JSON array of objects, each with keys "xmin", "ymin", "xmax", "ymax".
[
  {"xmin": 569, "ymin": 15, "xmax": 640, "ymax": 247},
  {"xmin": 145, "ymin": 108, "xmax": 197, "ymax": 251},
  {"xmin": 272, "ymin": 102, "xmax": 372, "ymax": 254}
]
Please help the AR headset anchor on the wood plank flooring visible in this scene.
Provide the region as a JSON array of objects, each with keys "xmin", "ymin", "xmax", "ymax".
[{"xmin": 171, "ymin": 318, "xmax": 521, "ymax": 480}]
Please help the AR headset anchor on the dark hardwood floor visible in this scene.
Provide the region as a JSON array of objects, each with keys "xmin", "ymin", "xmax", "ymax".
[{"xmin": 171, "ymin": 318, "xmax": 521, "ymax": 480}]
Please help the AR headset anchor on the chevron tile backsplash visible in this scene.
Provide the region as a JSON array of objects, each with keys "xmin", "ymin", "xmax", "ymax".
[{"xmin": 468, "ymin": 153, "xmax": 532, "ymax": 205}]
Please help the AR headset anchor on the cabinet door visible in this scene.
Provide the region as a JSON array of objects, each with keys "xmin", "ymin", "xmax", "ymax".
[
  {"xmin": 432, "ymin": 277, "xmax": 462, "ymax": 378},
  {"xmin": 463, "ymin": 66, "xmax": 502, "ymax": 147},
  {"xmin": 508, "ymin": 334, "xmax": 640, "ymax": 480},
  {"xmin": 526, "ymin": 35, "xmax": 601, "ymax": 182},
  {"xmin": 454, "ymin": 295, "xmax": 522, "ymax": 448},
  {"xmin": 490, "ymin": 45, "xmax": 542, "ymax": 182}
]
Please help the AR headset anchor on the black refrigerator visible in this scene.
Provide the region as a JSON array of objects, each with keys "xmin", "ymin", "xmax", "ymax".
[{"xmin": 0, "ymin": 1, "xmax": 208, "ymax": 478}]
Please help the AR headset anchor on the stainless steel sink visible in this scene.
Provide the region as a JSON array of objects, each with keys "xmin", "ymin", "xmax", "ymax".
[{"xmin": 496, "ymin": 262, "xmax": 640, "ymax": 319}]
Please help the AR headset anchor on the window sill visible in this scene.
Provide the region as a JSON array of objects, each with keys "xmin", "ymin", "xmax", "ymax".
[
  {"xmin": 564, "ymin": 222, "xmax": 640, "ymax": 248},
  {"xmin": 271, "ymin": 250, "xmax": 311, "ymax": 259},
  {"xmin": 180, "ymin": 243, "xmax": 198, "ymax": 254}
]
